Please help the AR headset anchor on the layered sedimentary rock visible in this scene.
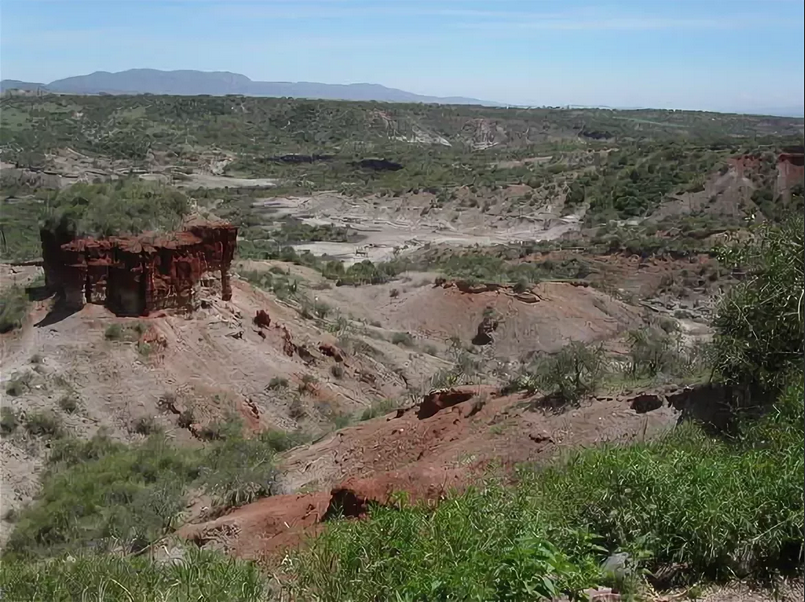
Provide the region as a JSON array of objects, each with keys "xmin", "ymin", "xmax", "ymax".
[{"xmin": 40, "ymin": 217, "xmax": 237, "ymax": 316}]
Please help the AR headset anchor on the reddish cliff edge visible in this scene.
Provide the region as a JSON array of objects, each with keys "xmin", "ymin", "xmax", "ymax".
[{"xmin": 40, "ymin": 217, "xmax": 237, "ymax": 316}]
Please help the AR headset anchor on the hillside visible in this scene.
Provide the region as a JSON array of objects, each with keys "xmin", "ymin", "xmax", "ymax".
[{"xmin": 0, "ymin": 94, "xmax": 803, "ymax": 601}]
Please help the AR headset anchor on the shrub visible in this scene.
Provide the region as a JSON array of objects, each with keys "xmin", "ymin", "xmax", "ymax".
[
  {"xmin": 626, "ymin": 327, "xmax": 683, "ymax": 377},
  {"xmin": 330, "ymin": 364, "xmax": 344, "ymax": 379},
  {"xmin": 199, "ymin": 436, "xmax": 279, "ymax": 509},
  {"xmin": 24, "ymin": 410, "xmax": 63, "ymax": 438},
  {"xmin": 298, "ymin": 373, "xmax": 318, "ymax": 394},
  {"xmin": 1, "ymin": 406, "xmax": 20, "ymax": 435},
  {"xmin": 57, "ymin": 395, "xmax": 79, "ymax": 414},
  {"xmin": 289, "ymin": 396, "xmax": 306, "ymax": 420},
  {"xmin": 391, "ymin": 331, "xmax": 414, "ymax": 347},
  {"xmin": 177, "ymin": 408, "xmax": 195, "ymax": 429},
  {"xmin": 268, "ymin": 376, "xmax": 289, "ymax": 390},
  {"xmin": 389, "ymin": 288, "xmax": 400, "ymax": 298},
  {"xmin": 104, "ymin": 323, "xmax": 123, "ymax": 341},
  {"xmin": 197, "ymin": 415, "xmax": 243, "ymax": 441},
  {"xmin": 713, "ymin": 216, "xmax": 804, "ymax": 400},
  {"xmin": 258, "ymin": 429, "xmax": 310, "ymax": 453},
  {"xmin": 290, "ymin": 376, "xmax": 804, "ymax": 598},
  {"xmin": 5, "ymin": 434, "xmax": 195, "ymax": 557},
  {"xmin": 313, "ymin": 301, "xmax": 331, "ymax": 319},
  {"xmin": 5, "ymin": 372, "xmax": 32, "ymax": 397},
  {"xmin": 131, "ymin": 416, "xmax": 160, "ymax": 436},
  {"xmin": 526, "ymin": 341, "xmax": 606, "ymax": 403}
]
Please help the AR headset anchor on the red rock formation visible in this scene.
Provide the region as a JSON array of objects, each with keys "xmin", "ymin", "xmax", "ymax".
[
  {"xmin": 318, "ymin": 343, "xmax": 344, "ymax": 362},
  {"xmin": 777, "ymin": 150, "xmax": 805, "ymax": 198},
  {"xmin": 40, "ymin": 217, "xmax": 237, "ymax": 316},
  {"xmin": 417, "ymin": 386, "xmax": 479, "ymax": 419},
  {"xmin": 253, "ymin": 310, "xmax": 272, "ymax": 329}
]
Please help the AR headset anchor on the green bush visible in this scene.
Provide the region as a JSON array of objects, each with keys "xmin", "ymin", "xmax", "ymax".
[
  {"xmin": 24, "ymin": 410, "xmax": 63, "ymax": 438},
  {"xmin": 199, "ymin": 436, "xmax": 280, "ymax": 509},
  {"xmin": 41, "ymin": 179, "xmax": 190, "ymax": 239},
  {"xmin": 537, "ymin": 375, "xmax": 804, "ymax": 581},
  {"xmin": 391, "ymin": 332, "xmax": 414, "ymax": 347},
  {"xmin": 267, "ymin": 376, "xmax": 289, "ymax": 390},
  {"xmin": 290, "ymin": 482, "xmax": 601, "ymax": 601},
  {"xmin": 104, "ymin": 323, "xmax": 124, "ymax": 341},
  {"xmin": 626, "ymin": 327, "xmax": 683, "ymax": 377},
  {"xmin": 511, "ymin": 341, "xmax": 606, "ymax": 403},
  {"xmin": 5, "ymin": 371, "xmax": 32, "ymax": 397},
  {"xmin": 57, "ymin": 395, "xmax": 79, "ymax": 414},
  {"xmin": 713, "ymin": 216, "xmax": 804, "ymax": 399}
]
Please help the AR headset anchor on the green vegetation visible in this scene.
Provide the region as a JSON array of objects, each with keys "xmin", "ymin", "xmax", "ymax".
[
  {"xmin": 271, "ymin": 217, "xmax": 357, "ymax": 245},
  {"xmin": 40, "ymin": 179, "xmax": 190, "ymax": 240},
  {"xmin": 712, "ymin": 215, "xmax": 804, "ymax": 399},
  {"xmin": 291, "ymin": 375, "xmax": 803, "ymax": 600},
  {"xmin": 3, "ymin": 425, "xmax": 307, "ymax": 560},
  {"xmin": 0, "ymin": 179, "xmax": 190, "ymax": 261},
  {"xmin": 0, "ymin": 548, "xmax": 270, "ymax": 602},
  {"xmin": 24, "ymin": 410, "xmax": 63, "ymax": 438}
]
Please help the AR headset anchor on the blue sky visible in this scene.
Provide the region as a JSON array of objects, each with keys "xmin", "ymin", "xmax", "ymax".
[{"xmin": 2, "ymin": 0, "xmax": 803, "ymax": 113}]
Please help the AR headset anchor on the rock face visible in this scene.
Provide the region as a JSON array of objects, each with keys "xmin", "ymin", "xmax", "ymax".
[{"xmin": 40, "ymin": 217, "xmax": 237, "ymax": 316}]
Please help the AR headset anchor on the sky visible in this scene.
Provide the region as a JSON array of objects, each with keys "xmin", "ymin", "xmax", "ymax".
[{"xmin": 1, "ymin": 0, "xmax": 803, "ymax": 114}]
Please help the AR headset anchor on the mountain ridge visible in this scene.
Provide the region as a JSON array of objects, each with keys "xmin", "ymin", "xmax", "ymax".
[{"xmin": 0, "ymin": 68, "xmax": 495, "ymax": 105}]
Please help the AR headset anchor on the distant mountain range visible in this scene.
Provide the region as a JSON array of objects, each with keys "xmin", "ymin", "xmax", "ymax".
[{"xmin": 0, "ymin": 69, "xmax": 494, "ymax": 105}]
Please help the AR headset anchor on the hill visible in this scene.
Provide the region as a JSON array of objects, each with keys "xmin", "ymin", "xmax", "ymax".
[{"xmin": 1, "ymin": 69, "xmax": 493, "ymax": 105}]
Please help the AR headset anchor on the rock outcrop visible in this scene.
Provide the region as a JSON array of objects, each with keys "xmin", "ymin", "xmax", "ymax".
[
  {"xmin": 417, "ymin": 386, "xmax": 479, "ymax": 419},
  {"xmin": 40, "ymin": 216, "xmax": 237, "ymax": 316}
]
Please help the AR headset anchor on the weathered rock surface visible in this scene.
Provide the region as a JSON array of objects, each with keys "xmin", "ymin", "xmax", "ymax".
[
  {"xmin": 417, "ymin": 386, "xmax": 478, "ymax": 419},
  {"xmin": 40, "ymin": 216, "xmax": 237, "ymax": 316}
]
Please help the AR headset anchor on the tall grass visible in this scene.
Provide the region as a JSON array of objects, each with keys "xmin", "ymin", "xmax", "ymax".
[{"xmin": 0, "ymin": 549, "xmax": 270, "ymax": 602}]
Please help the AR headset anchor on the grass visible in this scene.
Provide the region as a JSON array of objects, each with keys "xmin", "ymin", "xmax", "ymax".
[
  {"xmin": 0, "ymin": 548, "xmax": 271, "ymax": 602},
  {"xmin": 288, "ymin": 377, "xmax": 804, "ymax": 600}
]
